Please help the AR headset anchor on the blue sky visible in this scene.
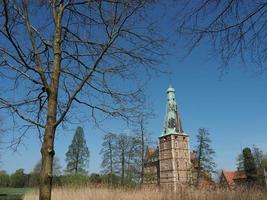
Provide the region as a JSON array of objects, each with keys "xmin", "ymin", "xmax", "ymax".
[
  {"xmin": 2, "ymin": 43, "xmax": 267, "ymax": 174},
  {"xmin": 1, "ymin": 3, "xmax": 267, "ymax": 175}
]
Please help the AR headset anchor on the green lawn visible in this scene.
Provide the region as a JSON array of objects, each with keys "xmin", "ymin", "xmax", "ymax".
[{"xmin": 0, "ymin": 188, "xmax": 32, "ymax": 200}]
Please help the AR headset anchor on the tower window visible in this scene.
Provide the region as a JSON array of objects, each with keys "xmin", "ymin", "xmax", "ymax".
[{"xmin": 168, "ymin": 118, "xmax": 176, "ymax": 128}]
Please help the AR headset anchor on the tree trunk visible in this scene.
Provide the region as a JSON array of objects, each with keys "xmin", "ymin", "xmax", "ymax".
[
  {"xmin": 121, "ymin": 144, "xmax": 125, "ymax": 185},
  {"xmin": 39, "ymin": 89, "xmax": 59, "ymax": 200},
  {"xmin": 196, "ymin": 135, "xmax": 203, "ymax": 187},
  {"xmin": 109, "ymin": 141, "xmax": 113, "ymax": 186},
  {"xmin": 39, "ymin": 120, "xmax": 56, "ymax": 200},
  {"xmin": 140, "ymin": 119, "xmax": 145, "ymax": 184},
  {"xmin": 39, "ymin": 89, "xmax": 58, "ymax": 200},
  {"xmin": 75, "ymin": 144, "xmax": 80, "ymax": 174},
  {"xmin": 39, "ymin": 3, "xmax": 62, "ymax": 199}
]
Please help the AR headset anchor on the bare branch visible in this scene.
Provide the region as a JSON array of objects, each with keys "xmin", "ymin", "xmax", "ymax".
[{"xmin": 0, "ymin": 97, "xmax": 45, "ymax": 128}]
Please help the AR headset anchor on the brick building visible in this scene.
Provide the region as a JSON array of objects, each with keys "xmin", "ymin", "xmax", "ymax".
[
  {"xmin": 144, "ymin": 86, "xmax": 193, "ymax": 189},
  {"xmin": 219, "ymin": 169, "xmax": 267, "ymax": 189}
]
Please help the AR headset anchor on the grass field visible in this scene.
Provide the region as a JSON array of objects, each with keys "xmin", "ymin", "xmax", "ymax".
[
  {"xmin": 0, "ymin": 188, "xmax": 32, "ymax": 200},
  {"xmin": 23, "ymin": 186, "xmax": 267, "ymax": 200}
]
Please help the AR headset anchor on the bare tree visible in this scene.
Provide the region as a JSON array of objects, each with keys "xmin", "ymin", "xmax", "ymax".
[
  {"xmin": 252, "ymin": 145, "xmax": 264, "ymax": 168},
  {"xmin": 138, "ymin": 117, "xmax": 146, "ymax": 184},
  {"xmin": 176, "ymin": 0, "xmax": 267, "ymax": 72},
  {"xmin": 0, "ymin": 118, "xmax": 3, "ymax": 165},
  {"xmin": 101, "ymin": 132, "xmax": 144, "ymax": 186},
  {"xmin": 100, "ymin": 132, "xmax": 116, "ymax": 185},
  {"xmin": 132, "ymin": 112, "xmax": 153, "ymax": 184},
  {"xmin": 116, "ymin": 134, "xmax": 128, "ymax": 185},
  {"xmin": 114, "ymin": 133, "xmax": 140, "ymax": 185},
  {"xmin": 0, "ymin": 1, "xmax": 165, "ymax": 200}
]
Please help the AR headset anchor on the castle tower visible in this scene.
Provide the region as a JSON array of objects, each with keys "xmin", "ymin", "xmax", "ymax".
[{"xmin": 159, "ymin": 86, "xmax": 191, "ymax": 189}]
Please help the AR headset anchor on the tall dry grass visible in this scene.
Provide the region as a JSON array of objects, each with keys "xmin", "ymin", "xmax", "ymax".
[{"xmin": 23, "ymin": 186, "xmax": 267, "ymax": 200}]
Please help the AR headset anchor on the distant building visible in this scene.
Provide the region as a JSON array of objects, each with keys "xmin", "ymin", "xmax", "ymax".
[
  {"xmin": 219, "ymin": 168, "xmax": 267, "ymax": 189},
  {"xmin": 144, "ymin": 86, "xmax": 193, "ymax": 189},
  {"xmin": 144, "ymin": 147, "xmax": 159, "ymax": 185},
  {"xmin": 219, "ymin": 170, "xmax": 247, "ymax": 189}
]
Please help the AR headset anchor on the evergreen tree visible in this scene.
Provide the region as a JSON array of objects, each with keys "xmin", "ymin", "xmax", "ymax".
[
  {"xmin": 243, "ymin": 147, "xmax": 258, "ymax": 184},
  {"xmin": 236, "ymin": 153, "xmax": 244, "ymax": 171},
  {"xmin": 195, "ymin": 128, "xmax": 216, "ymax": 186},
  {"xmin": 237, "ymin": 146, "xmax": 265, "ymax": 171},
  {"xmin": 65, "ymin": 127, "xmax": 89, "ymax": 174}
]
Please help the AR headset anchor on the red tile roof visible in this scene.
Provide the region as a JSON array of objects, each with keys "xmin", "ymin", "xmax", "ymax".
[
  {"xmin": 223, "ymin": 171, "xmax": 236, "ymax": 186},
  {"xmin": 222, "ymin": 171, "xmax": 247, "ymax": 187},
  {"xmin": 233, "ymin": 171, "xmax": 247, "ymax": 180}
]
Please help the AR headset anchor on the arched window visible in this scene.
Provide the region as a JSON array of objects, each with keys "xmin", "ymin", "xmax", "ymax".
[{"xmin": 175, "ymin": 142, "xmax": 178, "ymax": 148}]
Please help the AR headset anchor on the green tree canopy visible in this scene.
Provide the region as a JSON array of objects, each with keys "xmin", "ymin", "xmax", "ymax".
[
  {"xmin": 243, "ymin": 147, "xmax": 258, "ymax": 183},
  {"xmin": 0, "ymin": 170, "xmax": 9, "ymax": 187},
  {"xmin": 10, "ymin": 168, "xmax": 26, "ymax": 188},
  {"xmin": 65, "ymin": 127, "xmax": 89, "ymax": 175}
]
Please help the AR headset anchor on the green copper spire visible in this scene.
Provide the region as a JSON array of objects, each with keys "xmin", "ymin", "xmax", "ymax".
[{"xmin": 162, "ymin": 86, "xmax": 184, "ymax": 136}]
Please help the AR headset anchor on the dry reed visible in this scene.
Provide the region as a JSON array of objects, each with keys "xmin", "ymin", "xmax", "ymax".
[{"xmin": 23, "ymin": 186, "xmax": 267, "ymax": 200}]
